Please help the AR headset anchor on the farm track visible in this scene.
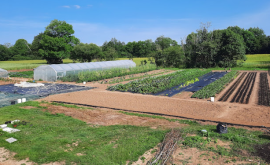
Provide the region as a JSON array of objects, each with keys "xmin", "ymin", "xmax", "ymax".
[
  {"xmin": 218, "ymin": 72, "xmax": 247, "ymax": 102},
  {"xmin": 230, "ymin": 72, "xmax": 257, "ymax": 104},
  {"xmin": 258, "ymin": 72, "xmax": 270, "ymax": 106}
]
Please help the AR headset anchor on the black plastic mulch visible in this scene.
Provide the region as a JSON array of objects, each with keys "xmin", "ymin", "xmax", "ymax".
[
  {"xmin": 154, "ymin": 72, "xmax": 227, "ymax": 97},
  {"xmin": 0, "ymin": 83, "xmax": 94, "ymax": 108}
]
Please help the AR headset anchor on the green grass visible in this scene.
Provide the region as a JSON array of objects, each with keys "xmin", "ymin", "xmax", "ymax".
[
  {"xmin": 8, "ymin": 71, "xmax": 34, "ymax": 78},
  {"xmin": 0, "ymin": 58, "xmax": 153, "ymax": 71},
  {"xmin": 118, "ymin": 111, "xmax": 270, "ymax": 163},
  {"xmin": 0, "ymin": 101, "xmax": 166, "ymax": 165}
]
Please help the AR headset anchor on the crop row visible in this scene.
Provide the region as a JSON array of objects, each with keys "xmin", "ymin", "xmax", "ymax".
[
  {"xmin": 107, "ymin": 69, "xmax": 210, "ymax": 94},
  {"xmin": 258, "ymin": 72, "xmax": 270, "ymax": 106},
  {"xmin": 219, "ymin": 72, "xmax": 247, "ymax": 102},
  {"xmin": 191, "ymin": 71, "xmax": 239, "ymax": 99},
  {"xmin": 230, "ymin": 72, "xmax": 257, "ymax": 104},
  {"xmin": 61, "ymin": 64, "xmax": 158, "ymax": 82}
]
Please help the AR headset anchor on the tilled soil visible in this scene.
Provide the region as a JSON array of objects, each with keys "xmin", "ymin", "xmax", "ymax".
[{"xmin": 39, "ymin": 71, "xmax": 270, "ymax": 128}]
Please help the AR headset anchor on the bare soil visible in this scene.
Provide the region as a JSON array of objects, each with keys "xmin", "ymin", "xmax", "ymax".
[
  {"xmin": 39, "ymin": 71, "xmax": 270, "ymax": 127},
  {"xmin": 41, "ymin": 103, "xmax": 186, "ymax": 129}
]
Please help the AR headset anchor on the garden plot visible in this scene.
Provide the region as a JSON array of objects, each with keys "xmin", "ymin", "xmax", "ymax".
[
  {"xmin": 0, "ymin": 83, "xmax": 93, "ymax": 108},
  {"xmin": 258, "ymin": 72, "xmax": 270, "ymax": 106},
  {"xmin": 107, "ymin": 69, "xmax": 210, "ymax": 94},
  {"xmin": 155, "ymin": 72, "xmax": 227, "ymax": 97},
  {"xmin": 218, "ymin": 72, "xmax": 258, "ymax": 104}
]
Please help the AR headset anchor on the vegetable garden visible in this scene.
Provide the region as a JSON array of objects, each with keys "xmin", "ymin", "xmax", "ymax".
[
  {"xmin": 191, "ymin": 71, "xmax": 239, "ymax": 99},
  {"xmin": 258, "ymin": 72, "xmax": 270, "ymax": 106},
  {"xmin": 107, "ymin": 69, "xmax": 210, "ymax": 94}
]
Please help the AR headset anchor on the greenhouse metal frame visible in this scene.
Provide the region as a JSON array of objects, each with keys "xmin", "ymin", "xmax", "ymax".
[
  {"xmin": 34, "ymin": 60, "xmax": 136, "ymax": 82},
  {"xmin": 0, "ymin": 68, "xmax": 8, "ymax": 78}
]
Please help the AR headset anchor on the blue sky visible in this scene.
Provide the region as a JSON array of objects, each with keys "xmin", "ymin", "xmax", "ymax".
[{"xmin": 1, "ymin": 0, "xmax": 270, "ymax": 46}]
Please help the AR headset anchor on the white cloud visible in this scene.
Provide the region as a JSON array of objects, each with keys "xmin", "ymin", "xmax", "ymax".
[
  {"xmin": 62, "ymin": 5, "xmax": 70, "ymax": 8},
  {"xmin": 74, "ymin": 5, "xmax": 81, "ymax": 9}
]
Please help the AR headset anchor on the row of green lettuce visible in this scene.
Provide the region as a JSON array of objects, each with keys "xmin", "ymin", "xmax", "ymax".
[
  {"xmin": 107, "ymin": 69, "xmax": 210, "ymax": 94},
  {"xmin": 192, "ymin": 71, "xmax": 239, "ymax": 99}
]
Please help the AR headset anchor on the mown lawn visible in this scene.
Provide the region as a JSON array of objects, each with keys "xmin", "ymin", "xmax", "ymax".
[{"xmin": 0, "ymin": 101, "xmax": 166, "ymax": 165}]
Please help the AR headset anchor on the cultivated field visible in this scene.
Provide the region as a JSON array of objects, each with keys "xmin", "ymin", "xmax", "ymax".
[{"xmin": 0, "ymin": 56, "xmax": 270, "ymax": 164}]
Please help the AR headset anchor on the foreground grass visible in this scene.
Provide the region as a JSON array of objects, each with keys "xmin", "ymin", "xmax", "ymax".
[
  {"xmin": 0, "ymin": 101, "xmax": 166, "ymax": 165},
  {"xmin": 118, "ymin": 111, "xmax": 270, "ymax": 164}
]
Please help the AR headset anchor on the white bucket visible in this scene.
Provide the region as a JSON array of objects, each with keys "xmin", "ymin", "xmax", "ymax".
[
  {"xmin": 22, "ymin": 98, "xmax": 26, "ymax": 102},
  {"xmin": 210, "ymin": 97, "xmax": 215, "ymax": 102},
  {"xmin": 83, "ymin": 82, "xmax": 86, "ymax": 85},
  {"xmin": 17, "ymin": 99, "xmax": 22, "ymax": 103}
]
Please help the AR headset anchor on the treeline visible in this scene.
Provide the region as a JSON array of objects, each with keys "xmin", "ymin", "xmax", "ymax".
[{"xmin": 0, "ymin": 20, "xmax": 270, "ymax": 68}]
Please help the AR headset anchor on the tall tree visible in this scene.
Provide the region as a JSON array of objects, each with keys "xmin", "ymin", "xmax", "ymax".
[
  {"xmin": 70, "ymin": 43, "xmax": 103, "ymax": 62},
  {"xmin": 39, "ymin": 19, "xmax": 79, "ymax": 64},
  {"xmin": 155, "ymin": 35, "xmax": 177, "ymax": 50},
  {"xmin": 218, "ymin": 29, "xmax": 246, "ymax": 67},
  {"xmin": 31, "ymin": 32, "xmax": 44, "ymax": 59},
  {"xmin": 11, "ymin": 39, "xmax": 31, "ymax": 57},
  {"xmin": 0, "ymin": 45, "xmax": 11, "ymax": 61}
]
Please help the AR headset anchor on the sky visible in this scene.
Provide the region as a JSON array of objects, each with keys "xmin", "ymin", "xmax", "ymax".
[{"xmin": 1, "ymin": 0, "xmax": 270, "ymax": 46}]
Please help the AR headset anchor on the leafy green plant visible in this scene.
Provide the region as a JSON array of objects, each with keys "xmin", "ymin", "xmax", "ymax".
[
  {"xmin": 107, "ymin": 69, "xmax": 210, "ymax": 94},
  {"xmin": 192, "ymin": 71, "xmax": 239, "ymax": 99}
]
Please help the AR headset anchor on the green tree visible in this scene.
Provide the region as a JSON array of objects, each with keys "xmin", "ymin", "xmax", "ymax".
[
  {"xmin": 155, "ymin": 35, "xmax": 177, "ymax": 50},
  {"xmin": 10, "ymin": 39, "xmax": 31, "ymax": 58},
  {"xmin": 0, "ymin": 45, "xmax": 11, "ymax": 61},
  {"xmin": 102, "ymin": 38, "xmax": 126, "ymax": 57},
  {"xmin": 70, "ymin": 43, "xmax": 103, "ymax": 62},
  {"xmin": 39, "ymin": 19, "xmax": 79, "ymax": 64},
  {"xmin": 163, "ymin": 46, "xmax": 185, "ymax": 67},
  {"xmin": 31, "ymin": 33, "xmax": 44, "ymax": 59},
  {"xmin": 218, "ymin": 29, "xmax": 246, "ymax": 67},
  {"xmin": 103, "ymin": 47, "xmax": 117, "ymax": 61}
]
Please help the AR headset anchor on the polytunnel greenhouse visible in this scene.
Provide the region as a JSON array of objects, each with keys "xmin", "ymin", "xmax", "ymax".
[
  {"xmin": 34, "ymin": 60, "xmax": 136, "ymax": 81},
  {"xmin": 0, "ymin": 68, "xmax": 8, "ymax": 78}
]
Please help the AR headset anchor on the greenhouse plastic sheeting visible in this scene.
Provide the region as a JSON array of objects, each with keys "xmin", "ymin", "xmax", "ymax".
[
  {"xmin": 155, "ymin": 72, "xmax": 227, "ymax": 97},
  {"xmin": 0, "ymin": 84, "xmax": 94, "ymax": 108},
  {"xmin": 34, "ymin": 60, "xmax": 136, "ymax": 81},
  {"xmin": 0, "ymin": 68, "xmax": 8, "ymax": 78}
]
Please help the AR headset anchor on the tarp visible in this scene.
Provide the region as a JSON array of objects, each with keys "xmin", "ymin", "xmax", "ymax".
[{"xmin": 0, "ymin": 83, "xmax": 94, "ymax": 108}]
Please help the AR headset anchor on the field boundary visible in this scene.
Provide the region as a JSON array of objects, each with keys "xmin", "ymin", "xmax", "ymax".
[{"xmin": 52, "ymin": 101, "xmax": 270, "ymax": 129}]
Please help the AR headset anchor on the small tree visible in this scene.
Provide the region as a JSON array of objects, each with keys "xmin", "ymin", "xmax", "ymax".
[
  {"xmin": 0, "ymin": 45, "xmax": 11, "ymax": 61},
  {"xmin": 39, "ymin": 19, "xmax": 79, "ymax": 64}
]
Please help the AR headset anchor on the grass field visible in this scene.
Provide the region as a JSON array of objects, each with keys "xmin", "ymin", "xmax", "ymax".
[
  {"xmin": 0, "ymin": 58, "xmax": 152, "ymax": 70},
  {"xmin": 0, "ymin": 101, "xmax": 166, "ymax": 164},
  {"xmin": 0, "ymin": 55, "xmax": 269, "ymax": 71},
  {"xmin": 0, "ymin": 102, "xmax": 269, "ymax": 164}
]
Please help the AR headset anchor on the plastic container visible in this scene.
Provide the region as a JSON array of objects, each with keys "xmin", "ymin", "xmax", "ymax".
[
  {"xmin": 210, "ymin": 97, "xmax": 214, "ymax": 102},
  {"xmin": 17, "ymin": 99, "xmax": 22, "ymax": 103},
  {"xmin": 22, "ymin": 98, "xmax": 26, "ymax": 102}
]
